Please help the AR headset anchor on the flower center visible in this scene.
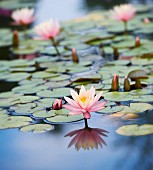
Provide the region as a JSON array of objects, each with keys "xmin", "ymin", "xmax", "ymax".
[{"xmin": 80, "ymin": 96, "xmax": 87, "ymax": 103}]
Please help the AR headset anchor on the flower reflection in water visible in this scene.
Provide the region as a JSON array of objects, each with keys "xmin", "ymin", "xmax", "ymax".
[{"xmin": 65, "ymin": 119, "xmax": 109, "ymax": 151}]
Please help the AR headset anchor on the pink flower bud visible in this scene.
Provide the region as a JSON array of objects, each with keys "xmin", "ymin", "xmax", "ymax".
[
  {"xmin": 72, "ymin": 48, "xmax": 79, "ymax": 63},
  {"xmin": 135, "ymin": 36, "xmax": 140, "ymax": 47},
  {"xmin": 144, "ymin": 18, "xmax": 150, "ymax": 24},
  {"xmin": 111, "ymin": 74, "xmax": 119, "ymax": 91},
  {"xmin": 12, "ymin": 30, "xmax": 19, "ymax": 48},
  {"xmin": 124, "ymin": 76, "xmax": 131, "ymax": 91},
  {"xmin": 52, "ymin": 99, "xmax": 62, "ymax": 110}
]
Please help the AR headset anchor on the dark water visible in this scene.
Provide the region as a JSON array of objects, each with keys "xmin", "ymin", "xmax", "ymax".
[{"xmin": 1, "ymin": 0, "xmax": 153, "ymax": 170}]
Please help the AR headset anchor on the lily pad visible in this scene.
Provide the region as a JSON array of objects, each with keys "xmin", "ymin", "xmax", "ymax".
[
  {"xmin": 0, "ymin": 116, "xmax": 32, "ymax": 130},
  {"xmin": 97, "ymin": 106, "xmax": 125, "ymax": 114},
  {"xmin": 20, "ymin": 124, "xmax": 54, "ymax": 133},
  {"xmin": 116, "ymin": 124, "xmax": 153, "ymax": 136},
  {"xmin": 46, "ymin": 114, "xmax": 83, "ymax": 123},
  {"xmin": 37, "ymin": 88, "xmax": 71, "ymax": 98},
  {"xmin": 117, "ymin": 103, "xmax": 153, "ymax": 114},
  {"xmin": 103, "ymin": 92, "xmax": 133, "ymax": 102}
]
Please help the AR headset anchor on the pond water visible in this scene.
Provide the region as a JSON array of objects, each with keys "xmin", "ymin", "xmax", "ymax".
[
  {"xmin": 1, "ymin": 112, "xmax": 153, "ymax": 170},
  {"xmin": 0, "ymin": 0, "xmax": 153, "ymax": 170}
]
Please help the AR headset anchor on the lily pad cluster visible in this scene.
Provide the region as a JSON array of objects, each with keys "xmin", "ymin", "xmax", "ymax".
[{"xmin": 0, "ymin": 3, "xmax": 153, "ymax": 134}]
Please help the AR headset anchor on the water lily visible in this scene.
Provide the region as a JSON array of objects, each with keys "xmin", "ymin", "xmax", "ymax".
[
  {"xmin": 52, "ymin": 99, "xmax": 62, "ymax": 110},
  {"xmin": 111, "ymin": 4, "xmax": 136, "ymax": 32},
  {"xmin": 11, "ymin": 8, "xmax": 35, "ymax": 25},
  {"xmin": 65, "ymin": 126, "xmax": 109, "ymax": 150},
  {"xmin": 34, "ymin": 19, "xmax": 60, "ymax": 55},
  {"xmin": 63, "ymin": 85, "xmax": 106, "ymax": 119}
]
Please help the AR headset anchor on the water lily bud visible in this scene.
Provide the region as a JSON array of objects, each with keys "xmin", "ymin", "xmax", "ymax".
[
  {"xmin": 113, "ymin": 47, "xmax": 119, "ymax": 60},
  {"xmin": 111, "ymin": 74, "xmax": 119, "ymax": 91},
  {"xmin": 52, "ymin": 99, "xmax": 62, "ymax": 110},
  {"xmin": 135, "ymin": 79, "xmax": 142, "ymax": 89},
  {"xmin": 135, "ymin": 36, "xmax": 140, "ymax": 47},
  {"xmin": 124, "ymin": 76, "xmax": 131, "ymax": 91},
  {"xmin": 12, "ymin": 30, "xmax": 19, "ymax": 48},
  {"xmin": 72, "ymin": 48, "xmax": 79, "ymax": 63},
  {"xmin": 144, "ymin": 18, "xmax": 150, "ymax": 24}
]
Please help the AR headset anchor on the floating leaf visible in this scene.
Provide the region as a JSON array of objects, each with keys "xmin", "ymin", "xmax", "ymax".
[
  {"xmin": 32, "ymin": 110, "xmax": 56, "ymax": 118},
  {"xmin": 20, "ymin": 124, "xmax": 54, "ymax": 133},
  {"xmin": 0, "ymin": 116, "xmax": 32, "ymax": 130},
  {"xmin": 97, "ymin": 106, "xmax": 124, "ymax": 114},
  {"xmin": 103, "ymin": 92, "xmax": 133, "ymax": 102},
  {"xmin": 46, "ymin": 114, "xmax": 83, "ymax": 123},
  {"xmin": 117, "ymin": 103, "xmax": 153, "ymax": 114},
  {"xmin": 116, "ymin": 124, "xmax": 153, "ymax": 136},
  {"xmin": 37, "ymin": 88, "xmax": 71, "ymax": 98}
]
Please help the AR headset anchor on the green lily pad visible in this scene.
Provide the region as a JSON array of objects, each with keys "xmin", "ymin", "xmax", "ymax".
[
  {"xmin": 45, "ymin": 80, "xmax": 71, "ymax": 88},
  {"xmin": 0, "ymin": 92, "xmax": 22, "ymax": 98},
  {"xmin": 103, "ymin": 92, "xmax": 133, "ymax": 102},
  {"xmin": 32, "ymin": 110, "xmax": 56, "ymax": 118},
  {"xmin": 132, "ymin": 95, "xmax": 153, "ymax": 102},
  {"xmin": 97, "ymin": 106, "xmax": 125, "ymax": 114},
  {"xmin": 0, "ymin": 72, "xmax": 31, "ymax": 82},
  {"xmin": 46, "ymin": 114, "xmax": 83, "ymax": 123},
  {"xmin": 118, "ymin": 103, "xmax": 153, "ymax": 114},
  {"xmin": 10, "ymin": 103, "xmax": 41, "ymax": 115},
  {"xmin": 32, "ymin": 72, "xmax": 59, "ymax": 79},
  {"xmin": 129, "ymin": 89, "xmax": 153, "ymax": 95},
  {"xmin": 37, "ymin": 88, "xmax": 71, "ymax": 98},
  {"xmin": 0, "ymin": 116, "xmax": 32, "ymax": 130},
  {"xmin": 20, "ymin": 124, "xmax": 54, "ymax": 133},
  {"xmin": 116, "ymin": 124, "xmax": 153, "ymax": 136},
  {"xmin": 12, "ymin": 84, "xmax": 48, "ymax": 94}
]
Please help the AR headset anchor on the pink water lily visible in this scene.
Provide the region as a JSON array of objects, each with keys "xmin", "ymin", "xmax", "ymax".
[
  {"xmin": 111, "ymin": 4, "xmax": 136, "ymax": 32},
  {"xmin": 111, "ymin": 4, "xmax": 136, "ymax": 22},
  {"xmin": 63, "ymin": 85, "xmax": 106, "ymax": 119},
  {"xmin": 34, "ymin": 19, "xmax": 61, "ymax": 55},
  {"xmin": 34, "ymin": 19, "xmax": 60, "ymax": 40},
  {"xmin": 11, "ymin": 8, "xmax": 35, "ymax": 25}
]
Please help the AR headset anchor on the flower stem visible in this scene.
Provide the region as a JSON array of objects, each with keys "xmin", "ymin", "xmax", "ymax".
[
  {"xmin": 23, "ymin": 25, "xmax": 27, "ymax": 39},
  {"xmin": 51, "ymin": 38, "xmax": 61, "ymax": 56},
  {"xmin": 84, "ymin": 118, "xmax": 88, "ymax": 128},
  {"xmin": 124, "ymin": 21, "xmax": 128, "ymax": 34}
]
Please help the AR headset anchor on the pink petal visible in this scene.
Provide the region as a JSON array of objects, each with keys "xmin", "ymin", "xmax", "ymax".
[
  {"xmin": 89, "ymin": 86, "xmax": 95, "ymax": 98},
  {"xmin": 79, "ymin": 85, "xmax": 86, "ymax": 97},
  {"xmin": 63, "ymin": 104, "xmax": 86, "ymax": 113},
  {"xmin": 89, "ymin": 101, "xmax": 107, "ymax": 112},
  {"xmin": 70, "ymin": 89, "xmax": 79, "ymax": 102},
  {"xmin": 64, "ymin": 96, "xmax": 80, "ymax": 108}
]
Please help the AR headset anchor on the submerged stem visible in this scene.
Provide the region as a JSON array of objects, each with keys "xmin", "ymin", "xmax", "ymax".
[{"xmin": 51, "ymin": 38, "xmax": 61, "ymax": 56}]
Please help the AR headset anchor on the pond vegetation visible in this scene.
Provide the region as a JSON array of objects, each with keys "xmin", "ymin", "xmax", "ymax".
[{"xmin": 0, "ymin": 0, "xmax": 153, "ymax": 156}]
